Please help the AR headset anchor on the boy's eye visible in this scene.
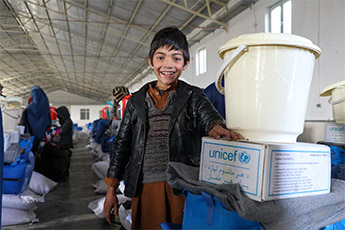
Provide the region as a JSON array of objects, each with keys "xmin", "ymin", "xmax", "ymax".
[
  {"xmin": 156, "ymin": 56, "xmax": 164, "ymax": 60},
  {"xmin": 173, "ymin": 57, "xmax": 182, "ymax": 61}
]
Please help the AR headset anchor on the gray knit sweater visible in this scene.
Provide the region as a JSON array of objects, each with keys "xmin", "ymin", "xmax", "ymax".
[{"xmin": 141, "ymin": 91, "xmax": 176, "ymax": 183}]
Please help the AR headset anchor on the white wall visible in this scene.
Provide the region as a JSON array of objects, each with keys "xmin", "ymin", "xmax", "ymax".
[
  {"xmin": 293, "ymin": 0, "xmax": 345, "ymax": 120},
  {"xmin": 70, "ymin": 104, "xmax": 109, "ymax": 128}
]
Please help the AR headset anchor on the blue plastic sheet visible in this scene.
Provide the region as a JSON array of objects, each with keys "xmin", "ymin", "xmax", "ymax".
[
  {"xmin": 319, "ymin": 218, "xmax": 345, "ymax": 230},
  {"xmin": 182, "ymin": 190, "xmax": 263, "ymax": 229},
  {"xmin": 19, "ymin": 136, "xmax": 34, "ymax": 154},
  {"xmin": 330, "ymin": 145, "xmax": 345, "ymax": 180},
  {"xmin": 330, "ymin": 145, "xmax": 345, "ymax": 167}
]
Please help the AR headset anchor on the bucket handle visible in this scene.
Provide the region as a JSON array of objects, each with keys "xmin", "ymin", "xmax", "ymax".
[
  {"xmin": 0, "ymin": 101, "xmax": 7, "ymax": 111},
  {"xmin": 329, "ymin": 96, "xmax": 345, "ymax": 105},
  {"xmin": 216, "ymin": 44, "xmax": 248, "ymax": 95}
]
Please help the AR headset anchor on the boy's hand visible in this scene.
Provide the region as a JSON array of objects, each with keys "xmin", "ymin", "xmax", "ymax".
[
  {"xmin": 208, "ymin": 124, "xmax": 243, "ymax": 141},
  {"xmin": 104, "ymin": 186, "xmax": 119, "ymax": 224}
]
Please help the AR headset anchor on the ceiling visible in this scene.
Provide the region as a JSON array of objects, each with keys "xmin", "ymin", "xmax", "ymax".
[{"xmin": 0, "ymin": 0, "xmax": 258, "ymax": 105}]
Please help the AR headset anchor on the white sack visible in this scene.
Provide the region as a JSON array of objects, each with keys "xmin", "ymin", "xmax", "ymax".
[
  {"xmin": 29, "ymin": 171, "xmax": 58, "ymax": 195},
  {"xmin": 88, "ymin": 196, "xmax": 106, "ymax": 218},
  {"xmin": 117, "ymin": 194, "xmax": 131, "ymax": 205},
  {"xmin": 92, "ymin": 179, "xmax": 107, "ymax": 194},
  {"xmin": 98, "ymin": 152, "xmax": 110, "ymax": 162},
  {"xmin": 1, "ymin": 207, "xmax": 39, "ymax": 226},
  {"xmin": 118, "ymin": 181, "xmax": 126, "ymax": 194},
  {"xmin": 86, "ymin": 141, "xmax": 97, "ymax": 150},
  {"xmin": 20, "ymin": 188, "xmax": 45, "ymax": 204},
  {"xmin": 88, "ymin": 194, "xmax": 131, "ymax": 219},
  {"xmin": 119, "ymin": 204, "xmax": 132, "ymax": 230},
  {"xmin": 2, "ymin": 188, "xmax": 44, "ymax": 210},
  {"xmin": 91, "ymin": 160, "xmax": 109, "ymax": 179}
]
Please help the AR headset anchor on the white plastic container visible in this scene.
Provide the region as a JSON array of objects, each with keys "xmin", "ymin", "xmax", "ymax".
[
  {"xmin": 320, "ymin": 80, "xmax": 345, "ymax": 123},
  {"xmin": 2, "ymin": 96, "xmax": 24, "ymax": 131},
  {"xmin": 3, "ymin": 108, "xmax": 21, "ymax": 131},
  {"xmin": 216, "ymin": 33, "xmax": 321, "ymax": 143}
]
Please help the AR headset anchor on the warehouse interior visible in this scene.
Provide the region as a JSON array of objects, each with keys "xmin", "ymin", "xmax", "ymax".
[
  {"xmin": 1, "ymin": 0, "xmax": 345, "ymax": 229},
  {"xmin": 0, "ymin": 0, "xmax": 257, "ymax": 104}
]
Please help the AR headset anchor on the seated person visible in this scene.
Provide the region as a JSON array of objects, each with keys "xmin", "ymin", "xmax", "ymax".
[{"xmin": 34, "ymin": 125, "xmax": 68, "ymax": 182}]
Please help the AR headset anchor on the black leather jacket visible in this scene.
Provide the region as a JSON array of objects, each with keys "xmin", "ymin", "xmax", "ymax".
[{"xmin": 107, "ymin": 80, "xmax": 224, "ymax": 197}]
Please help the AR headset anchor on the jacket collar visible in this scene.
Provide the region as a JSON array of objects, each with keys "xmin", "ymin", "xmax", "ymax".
[{"xmin": 131, "ymin": 80, "xmax": 192, "ymax": 126}]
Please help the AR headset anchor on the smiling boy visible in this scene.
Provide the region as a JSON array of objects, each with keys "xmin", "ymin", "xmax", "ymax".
[{"xmin": 104, "ymin": 26, "xmax": 242, "ymax": 229}]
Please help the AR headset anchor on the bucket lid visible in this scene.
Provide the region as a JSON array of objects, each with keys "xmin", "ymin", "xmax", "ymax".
[
  {"xmin": 5, "ymin": 96, "xmax": 23, "ymax": 108},
  {"xmin": 320, "ymin": 80, "xmax": 345, "ymax": 96},
  {"xmin": 218, "ymin": 33, "xmax": 322, "ymax": 59}
]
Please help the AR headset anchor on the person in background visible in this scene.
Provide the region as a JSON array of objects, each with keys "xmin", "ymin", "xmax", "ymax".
[
  {"xmin": 103, "ymin": 26, "xmax": 243, "ymax": 229},
  {"xmin": 20, "ymin": 85, "xmax": 51, "ymax": 153},
  {"xmin": 108, "ymin": 86, "xmax": 130, "ymax": 164},
  {"xmin": 56, "ymin": 106, "xmax": 73, "ymax": 178},
  {"xmin": 109, "ymin": 86, "xmax": 130, "ymax": 122},
  {"xmin": 203, "ymin": 78, "xmax": 225, "ymax": 119}
]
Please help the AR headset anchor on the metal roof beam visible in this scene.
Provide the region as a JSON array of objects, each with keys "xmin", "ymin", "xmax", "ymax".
[
  {"xmin": 41, "ymin": 0, "xmax": 71, "ymax": 82},
  {"xmin": 62, "ymin": 0, "xmax": 150, "ymax": 47},
  {"xmin": 90, "ymin": 0, "xmax": 114, "ymax": 82},
  {"xmin": 2, "ymin": 0, "xmax": 37, "ymax": 47},
  {"xmin": 83, "ymin": 0, "xmax": 88, "ymax": 83},
  {"xmin": 119, "ymin": 0, "xmax": 177, "ymax": 84},
  {"xmin": 102, "ymin": 0, "xmax": 142, "ymax": 75},
  {"xmin": 20, "ymin": 1, "xmax": 69, "ymax": 90},
  {"xmin": 62, "ymin": 0, "xmax": 77, "ymax": 82},
  {"xmin": 64, "ymin": 0, "xmax": 147, "ymax": 33},
  {"xmin": 160, "ymin": 0, "xmax": 228, "ymax": 31}
]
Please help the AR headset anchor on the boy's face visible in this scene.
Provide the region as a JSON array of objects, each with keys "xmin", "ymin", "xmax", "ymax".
[{"xmin": 148, "ymin": 45, "xmax": 189, "ymax": 90}]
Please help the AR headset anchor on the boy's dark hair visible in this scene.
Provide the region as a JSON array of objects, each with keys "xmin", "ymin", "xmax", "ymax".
[{"xmin": 149, "ymin": 26, "xmax": 190, "ymax": 66}]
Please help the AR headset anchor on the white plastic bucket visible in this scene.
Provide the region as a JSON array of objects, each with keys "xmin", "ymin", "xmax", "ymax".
[
  {"xmin": 3, "ymin": 108, "xmax": 21, "ymax": 131},
  {"xmin": 217, "ymin": 33, "xmax": 321, "ymax": 143},
  {"xmin": 1, "ymin": 96, "xmax": 24, "ymax": 131},
  {"xmin": 320, "ymin": 80, "xmax": 345, "ymax": 123},
  {"xmin": 330, "ymin": 87, "xmax": 345, "ymax": 123}
]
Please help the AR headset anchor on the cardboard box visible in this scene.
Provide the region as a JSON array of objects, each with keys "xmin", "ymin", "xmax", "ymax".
[
  {"xmin": 324, "ymin": 123, "xmax": 345, "ymax": 143},
  {"xmin": 199, "ymin": 137, "xmax": 331, "ymax": 202}
]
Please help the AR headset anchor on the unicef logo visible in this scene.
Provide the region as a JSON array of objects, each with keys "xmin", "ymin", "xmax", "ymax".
[{"xmin": 239, "ymin": 151, "xmax": 251, "ymax": 164}]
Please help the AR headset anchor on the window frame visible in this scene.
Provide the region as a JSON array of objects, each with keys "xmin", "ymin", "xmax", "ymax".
[
  {"xmin": 196, "ymin": 47, "xmax": 207, "ymax": 76},
  {"xmin": 268, "ymin": 0, "xmax": 291, "ymax": 34},
  {"xmin": 80, "ymin": 108, "xmax": 90, "ymax": 120}
]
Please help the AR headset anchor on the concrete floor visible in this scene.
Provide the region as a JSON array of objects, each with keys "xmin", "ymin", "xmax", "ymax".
[{"xmin": 3, "ymin": 134, "xmax": 123, "ymax": 230}]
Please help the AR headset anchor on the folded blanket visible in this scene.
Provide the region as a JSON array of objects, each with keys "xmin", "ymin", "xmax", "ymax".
[{"xmin": 166, "ymin": 162, "xmax": 345, "ymax": 230}]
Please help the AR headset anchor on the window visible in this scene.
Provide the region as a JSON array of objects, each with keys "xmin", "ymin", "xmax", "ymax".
[
  {"xmin": 80, "ymin": 108, "xmax": 90, "ymax": 120},
  {"xmin": 196, "ymin": 47, "xmax": 207, "ymax": 76},
  {"xmin": 268, "ymin": 0, "xmax": 291, "ymax": 34}
]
